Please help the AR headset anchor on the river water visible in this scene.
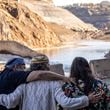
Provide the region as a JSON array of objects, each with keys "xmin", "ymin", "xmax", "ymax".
[
  {"xmin": 37, "ymin": 40, "xmax": 110, "ymax": 72},
  {"xmin": 0, "ymin": 40, "xmax": 110, "ymax": 72}
]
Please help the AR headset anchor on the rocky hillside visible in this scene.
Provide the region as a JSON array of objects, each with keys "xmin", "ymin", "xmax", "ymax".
[
  {"xmin": 0, "ymin": 1, "xmax": 61, "ymax": 48},
  {"xmin": 64, "ymin": 3, "xmax": 110, "ymax": 30},
  {"xmin": 21, "ymin": 0, "xmax": 97, "ymax": 32}
]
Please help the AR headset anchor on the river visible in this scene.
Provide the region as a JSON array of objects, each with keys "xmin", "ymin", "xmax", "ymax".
[
  {"xmin": 0, "ymin": 40, "xmax": 110, "ymax": 72},
  {"xmin": 37, "ymin": 40, "xmax": 110, "ymax": 72}
]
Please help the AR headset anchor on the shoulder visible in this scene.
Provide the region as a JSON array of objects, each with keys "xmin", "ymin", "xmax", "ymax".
[
  {"xmin": 94, "ymin": 78, "xmax": 103, "ymax": 84},
  {"xmin": 10, "ymin": 71, "xmax": 30, "ymax": 84},
  {"xmin": 50, "ymin": 81, "xmax": 62, "ymax": 89},
  {"xmin": 93, "ymin": 79, "xmax": 107, "ymax": 89},
  {"xmin": 12, "ymin": 71, "xmax": 30, "ymax": 77}
]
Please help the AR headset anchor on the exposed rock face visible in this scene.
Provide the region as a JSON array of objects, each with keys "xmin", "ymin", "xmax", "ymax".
[
  {"xmin": 0, "ymin": 41, "xmax": 43, "ymax": 58},
  {"xmin": 100, "ymin": 1, "xmax": 110, "ymax": 6},
  {"xmin": 21, "ymin": 0, "xmax": 98, "ymax": 32},
  {"xmin": 64, "ymin": 4, "xmax": 110, "ymax": 30},
  {"xmin": 0, "ymin": 1, "xmax": 61, "ymax": 48}
]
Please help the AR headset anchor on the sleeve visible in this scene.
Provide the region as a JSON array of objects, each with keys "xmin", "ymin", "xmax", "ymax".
[
  {"xmin": 0, "ymin": 84, "xmax": 23, "ymax": 109},
  {"xmin": 54, "ymin": 82, "xmax": 89, "ymax": 109},
  {"xmin": 10, "ymin": 71, "xmax": 30, "ymax": 85}
]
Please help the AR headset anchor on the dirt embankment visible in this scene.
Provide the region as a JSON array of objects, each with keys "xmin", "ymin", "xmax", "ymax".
[
  {"xmin": 0, "ymin": 1, "xmax": 61, "ymax": 48},
  {"xmin": 21, "ymin": 0, "xmax": 97, "ymax": 32},
  {"xmin": 0, "ymin": 0, "xmax": 105, "ymax": 50},
  {"xmin": 19, "ymin": 0, "xmax": 102, "ymax": 42}
]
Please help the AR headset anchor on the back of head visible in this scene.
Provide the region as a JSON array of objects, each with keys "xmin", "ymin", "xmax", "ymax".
[
  {"xmin": 5, "ymin": 57, "xmax": 25, "ymax": 70},
  {"xmin": 70, "ymin": 57, "xmax": 92, "ymax": 80},
  {"xmin": 30, "ymin": 55, "xmax": 49, "ymax": 71},
  {"xmin": 70, "ymin": 57, "xmax": 94, "ymax": 95}
]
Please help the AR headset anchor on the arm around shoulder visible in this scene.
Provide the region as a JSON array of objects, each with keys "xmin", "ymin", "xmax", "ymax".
[
  {"xmin": 26, "ymin": 70, "xmax": 69, "ymax": 82},
  {"xmin": 0, "ymin": 84, "xmax": 23, "ymax": 109},
  {"xmin": 54, "ymin": 82, "xmax": 89, "ymax": 109}
]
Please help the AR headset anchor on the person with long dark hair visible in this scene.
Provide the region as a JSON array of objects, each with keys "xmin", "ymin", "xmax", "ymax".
[{"xmin": 62, "ymin": 57, "xmax": 110, "ymax": 110}]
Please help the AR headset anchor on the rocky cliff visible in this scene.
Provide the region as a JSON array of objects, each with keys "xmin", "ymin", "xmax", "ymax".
[
  {"xmin": 22, "ymin": 0, "xmax": 97, "ymax": 32},
  {"xmin": 0, "ymin": 0, "xmax": 100, "ymax": 51},
  {"xmin": 64, "ymin": 4, "xmax": 110, "ymax": 30},
  {"xmin": 0, "ymin": 1, "xmax": 61, "ymax": 48}
]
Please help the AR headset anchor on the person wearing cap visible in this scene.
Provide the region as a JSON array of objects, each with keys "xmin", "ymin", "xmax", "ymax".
[
  {"xmin": 5, "ymin": 57, "xmax": 26, "ymax": 71},
  {"xmin": 0, "ymin": 57, "xmax": 70, "ymax": 110},
  {"xmin": 0, "ymin": 56, "xmax": 101, "ymax": 110},
  {"xmin": 30, "ymin": 55, "xmax": 50, "ymax": 71}
]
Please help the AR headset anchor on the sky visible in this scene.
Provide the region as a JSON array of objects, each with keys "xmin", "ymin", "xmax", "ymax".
[{"xmin": 53, "ymin": 0, "xmax": 110, "ymax": 6}]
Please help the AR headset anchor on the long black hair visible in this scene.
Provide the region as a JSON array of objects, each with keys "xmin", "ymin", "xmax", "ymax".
[{"xmin": 70, "ymin": 57, "xmax": 95, "ymax": 95}]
